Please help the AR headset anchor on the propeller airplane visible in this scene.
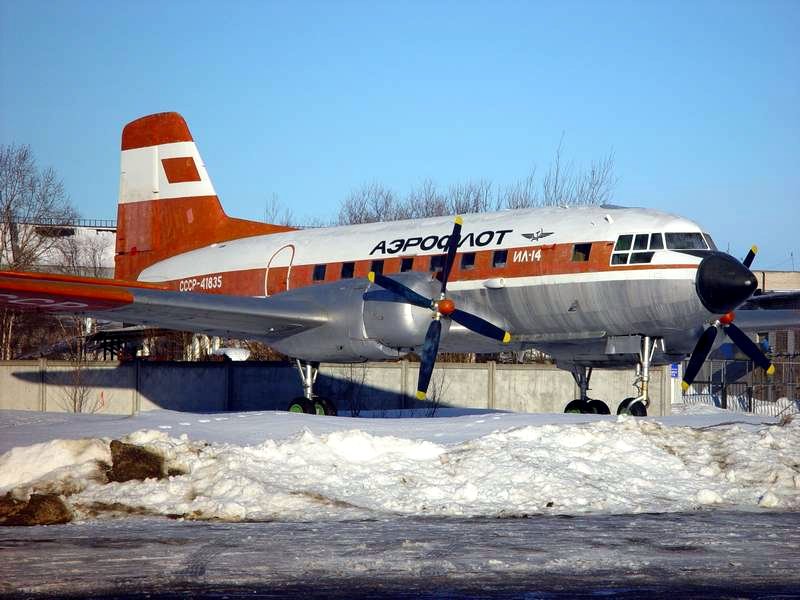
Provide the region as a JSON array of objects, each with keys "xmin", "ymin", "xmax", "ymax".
[{"xmin": 1, "ymin": 112, "xmax": 797, "ymax": 416}]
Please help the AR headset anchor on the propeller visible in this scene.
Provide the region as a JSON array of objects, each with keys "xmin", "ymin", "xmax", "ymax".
[
  {"xmin": 368, "ymin": 216, "xmax": 511, "ymax": 400},
  {"xmin": 681, "ymin": 245, "xmax": 774, "ymax": 391}
]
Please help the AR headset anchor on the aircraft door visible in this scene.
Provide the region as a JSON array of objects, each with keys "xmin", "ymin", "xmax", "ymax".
[{"xmin": 265, "ymin": 244, "xmax": 295, "ymax": 296}]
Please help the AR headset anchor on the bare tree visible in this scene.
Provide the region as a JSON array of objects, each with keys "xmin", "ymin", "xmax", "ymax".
[
  {"xmin": 337, "ymin": 141, "xmax": 617, "ymax": 225},
  {"xmin": 0, "ymin": 144, "xmax": 78, "ymax": 359},
  {"xmin": 264, "ymin": 193, "xmax": 294, "ymax": 226}
]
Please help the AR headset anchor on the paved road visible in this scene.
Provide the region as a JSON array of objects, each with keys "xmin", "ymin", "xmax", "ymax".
[{"xmin": 1, "ymin": 511, "xmax": 799, "ymax": 599}]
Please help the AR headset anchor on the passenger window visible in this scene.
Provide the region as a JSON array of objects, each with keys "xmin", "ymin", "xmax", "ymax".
[
  {"xmin": 460, "ymin": 252, "xmax": 476, "ymax": 270},
  {"xmin": 649, "ymin": 233, "xmax": 664, "ymax": 250},
  {"xmin": 430, "ymin": 255, "xmax": 445, "ymax": 271},
  {"xmin": 370, "ymin": 259, "xmax": 384, "ymax": 275},
  {"xmin": 313, "ymin": 264, "xmax": 327, "ymax": 281},
  {"xmin": 614, "ymin": 235, "xmax": 633, "ymax": 251},
  {"xmin": 611, "ymin": 253, "xmax": 628, "ymax": 265},
  {"xmin": 572, "ymin": 243, "xmax": 591, "ymax": 262},
  {"xmin": 400, "ymin": 257, "xmax": 414, "ymax": 272},
  {"xmin": 633, "ymin": 234, "xmax": 648, "ymax": 251},
  {"xmin": 630, "ymin": 252, "xmax": 654, "ymax": 264},
  {"xmin": 341, "ymin": 262, "xmax": 355, "ymax": 279},
  {"xmin": 492, "ymin": 250, "xmax": 508, "ymax": 268}
]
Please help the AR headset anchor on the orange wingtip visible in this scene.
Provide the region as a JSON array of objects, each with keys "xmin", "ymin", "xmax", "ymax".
[{"xmin": 0, "ymin": 275, "xmax": 134, "ymax": 311}]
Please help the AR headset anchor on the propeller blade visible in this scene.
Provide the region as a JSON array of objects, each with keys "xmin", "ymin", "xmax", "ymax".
[
  {"xmin": 681, "ymin": 326, "xmax": 718, "ymax": 391},
  {"xmin": 440, "ymin": 216, "xmax": 463, "ymax": 295},
  {"xmin": 724, "ymin": 322, "xmax": 775, "ymax": 374},
  {"xmin": 416, "ymin": 319, "xmax": 442, "ymax": 400},
  {"xmin": 368, "ymin": 271, "xmax": 432, "ymax": 309},
  {"xmin": 742, "ymin": 245, "xmax": 758, "ymax": 269},
  {"xmin": 450, "ymin": 309, "xmax": 511, "ymax": 343}
]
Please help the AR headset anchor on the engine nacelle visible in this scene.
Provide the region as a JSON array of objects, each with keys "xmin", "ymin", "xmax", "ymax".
[{"xmin": 268, "ymin": 273, "xmax": 447, "ymax": 362}]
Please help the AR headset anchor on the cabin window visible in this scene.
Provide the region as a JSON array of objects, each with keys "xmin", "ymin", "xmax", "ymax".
[
  {"xmin": 665, "ymin": 232, "xmax": 708, "ymax": 250},
  {"xmin": 492, "ymin": 249, "xmax": 508, "ymax": 268},
  {"xmin": 401, "ymin": 257, "xmax": 414, "ymax": 272},
  {"xmin": 572, "ymin": 243, "xmax": 591, "ymax": 262},
  {"xmin": 340, "ymin": 262, "xmax": 355, "ymax": 279},
  {"xmin": 430, "ymin": 255, "xmax": 445, "ymax": 272},
  {"xmin": 460, "ymin": 252, "xmax": 476, "ymax": 270},
  {"xmin": 313, "ymin": 264, "xmax": 327, "ymax": 281},
  {"xmin": 649, "ymin": 233, "xmax": 664, "ymax": 250},
  {"xmin": 370, "ymin": 259, "xmax": 384, "ymax": 275}
]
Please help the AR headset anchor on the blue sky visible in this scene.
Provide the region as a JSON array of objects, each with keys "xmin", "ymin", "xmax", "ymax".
[{"xmin": 1, "ymin": 0, "xmax": 797, "ymax": 269}]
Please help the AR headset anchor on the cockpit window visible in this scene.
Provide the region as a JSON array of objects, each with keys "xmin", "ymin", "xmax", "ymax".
[
  {"xmin": 614, "ymin": 235, "xmax": 633, "ymax": 252},
  {"xmin": 633, "ymin": 234, "xmax": 649, "ymax": 251},
  {"xmin": 665, "ymin": 232, "xmax": 708, "ymax": 250},
  {"xmin": 703, "ymin": 233, "xmax": 717, "ymax": 250},
  {"xmin": 649, "ymin": 233, "xmax": 664, "ymax": 250}
]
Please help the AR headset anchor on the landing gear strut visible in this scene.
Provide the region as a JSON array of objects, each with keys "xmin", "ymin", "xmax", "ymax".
[
  {"xmin": 286, "ymin": 360, "xmax": 337, "ymax": 416},
  {"xmin": 616, "ymin": 335, "xmax": 660, "ymax": 417},
  {"xmin": 564, "ymin": 366, "xmax": 610, "ymax": 414}
]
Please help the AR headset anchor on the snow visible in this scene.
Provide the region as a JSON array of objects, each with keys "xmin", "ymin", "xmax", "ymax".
[{"xmin": 0, "ymin": 407, "xmax": 798, "ymax": 522}]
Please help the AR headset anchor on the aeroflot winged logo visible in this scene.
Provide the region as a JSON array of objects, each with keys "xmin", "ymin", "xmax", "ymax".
[
  {"xmin": 521, "ymin": 229, "xmax": 554, "ymax": 242},
  {"xmin": 370, "ymin": 229, "xmax": 513, "ymax": 255}
]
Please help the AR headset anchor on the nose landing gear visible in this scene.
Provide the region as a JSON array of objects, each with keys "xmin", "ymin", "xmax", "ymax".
[{"xmin": 616, "ymin": 335, "xmax": 661, "ymax": 417}]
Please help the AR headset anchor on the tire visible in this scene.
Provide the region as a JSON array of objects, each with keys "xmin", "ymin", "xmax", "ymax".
[
  {"xmin": 313, "ymin": 396, "xmax": 337, "ymax": 416},
  {"xmin": 564, "ymin": 399, "xmax": 595, "ymax": 414},
  {"xmin": 287, "ymin": 397, "xmax": 315, "ymax": 414},
  {"xmin": 588, "ymin": 399, "xmax": 611, "ymax": 415},
  {"xmin": 617, "ymin": 397, "xmax": 647, "ymax": 417}
]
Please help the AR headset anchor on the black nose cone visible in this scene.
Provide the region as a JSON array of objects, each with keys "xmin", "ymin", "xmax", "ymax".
[{"xmin": 696, "ymin": 252, "xmax": 757, "ymax": 314}]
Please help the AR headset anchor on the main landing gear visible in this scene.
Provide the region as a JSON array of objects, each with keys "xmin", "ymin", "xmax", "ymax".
[
  {"xmin": 563, "ymin": 336, "xmax": 660, "ymax": 417},
  {"xmin": 286, "ymin": 360, "xmax": 337, "ymax": 416},
  {"xmin": 564, "ymin": 366, "xmax": 611, "ymax": 415}
]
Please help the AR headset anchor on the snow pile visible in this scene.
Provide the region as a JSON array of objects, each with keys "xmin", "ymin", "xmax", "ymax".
[{"xmin": 1, "ymin": 415, "xmax": 798, "ymax": 522}]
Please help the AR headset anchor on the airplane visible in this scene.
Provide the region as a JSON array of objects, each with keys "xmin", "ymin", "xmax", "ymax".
[{"xmin": 1, "ymin": 112, "xmax": 796, "ymax": 417}]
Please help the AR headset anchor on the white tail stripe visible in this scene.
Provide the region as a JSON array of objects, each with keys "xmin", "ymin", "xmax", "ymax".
[{"xmin": 119, "ymin": 141, "xmax": 215, "ymax": 204}]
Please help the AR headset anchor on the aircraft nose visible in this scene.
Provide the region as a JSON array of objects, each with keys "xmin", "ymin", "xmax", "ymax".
[{"xmin": 695, "ymin": 252, "xmax": 757, "ymax": 314}]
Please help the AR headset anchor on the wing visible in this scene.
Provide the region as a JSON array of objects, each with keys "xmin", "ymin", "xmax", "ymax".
[
  {"xmin": 743, "ymin": 290, "xmax": 800, "ymax": 310},
  {"xmin": 0, "ymin": 271, "xmax": 327, "ymax": 340},
  {"xmin": 733, "ymin": 308, "xmax": 800, "ymax": 332}
]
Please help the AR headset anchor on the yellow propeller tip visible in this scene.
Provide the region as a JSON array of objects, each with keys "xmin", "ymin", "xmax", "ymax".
[
  {"xmin": 455, "ymin": 215, "xmax": 463, "ymax": 225},
  {"xmin": 416, "ymin": 391, "xmax": 427, "ymax": 401},
  {"xmin": 767, "ymin": 364, "xmax": 776, "ymax": 376},
  {"xmin": 751, "ymin": 245, "xmax": 758, "ymax": 253},
  {"xmin": 681, "ymin": 381, "xmax": 690, "ymax": 392},
  {"xmin": 502, "ymin": 332, "xmax": 511, "ymax": 344},
  {"xmin": 367, "ymin": 271, "xmax": 375, "ymax": 282}
]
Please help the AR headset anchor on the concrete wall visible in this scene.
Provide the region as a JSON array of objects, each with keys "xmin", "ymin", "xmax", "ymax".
[{"xmin": 0, "ymin": 360, "xmax": 672, "ymax": 416}]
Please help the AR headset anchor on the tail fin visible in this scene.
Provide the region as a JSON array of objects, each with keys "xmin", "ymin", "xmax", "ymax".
[{"xmin": 115, "ymin": 112, "xmax": 294, "ymax": 280}]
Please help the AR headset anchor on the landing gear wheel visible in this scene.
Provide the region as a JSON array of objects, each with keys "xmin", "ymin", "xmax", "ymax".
[
  {"xmin": 588, "ymin": 399, "xmax": 611, "ymax": 415},
  {"xmin": 313, "ymin": 396, "xmax": 337, "ymax": 416},
  {"xmin": 287, "ymin": 397, "xmax": 315, "ymax": 414},
  {"xmin": 564, "ymin": 399, "xmax": 596, "ymax": 414},
  {"xmin": 617, "ymin": 397, "xmax": 647, "ymax": 417}
]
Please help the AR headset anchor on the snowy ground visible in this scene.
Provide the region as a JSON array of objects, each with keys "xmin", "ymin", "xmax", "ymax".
[
  {"xmin": 1, "ymin": 406, "xmax": 799, "ymax": 597},
  {"xmin": 1, "ymin": 406, "xmax": 798, "ymax": 520}
]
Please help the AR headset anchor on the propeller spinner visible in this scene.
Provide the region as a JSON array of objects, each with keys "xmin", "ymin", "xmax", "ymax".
[
  {"xmin": 367, "ymin": 216, "xmax": 511, "ymax": 400},
  {"xmin": 681, "ymin": 245, "xmax": 775, "ymax": 391}
]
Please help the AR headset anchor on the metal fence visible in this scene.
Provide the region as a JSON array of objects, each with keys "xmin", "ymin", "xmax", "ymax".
[{"xmin": 683, "ymin": 359, "xmax": 800, "ymax": 417}]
